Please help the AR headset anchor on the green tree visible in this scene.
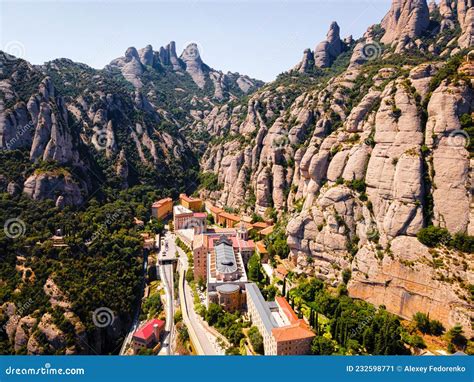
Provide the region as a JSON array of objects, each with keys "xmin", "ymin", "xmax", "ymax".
[
  {"xmin": 248, "ymin": 252, "xmax": 263, "ymax": 282},
  {"xmin": 446, "ymin": 325, "xmax": 467, "ymax": 352},
  {"xmin": 205, "ymin": 303, "xmax": 223, "ymax": 326},
  {"xmin": 417, "ymin": 226, "xmax": 451, "ymax": 247},
  {"xmin": 311, "ymin": 336, "xmax": 336, "ymax": 355},
  {"xmin": 248, "ymin": 326, "xmax": 264, "ymax": 354},
  {"xmin": 413, "ymin": 312, "xmax": 431, "ymax": 334}
]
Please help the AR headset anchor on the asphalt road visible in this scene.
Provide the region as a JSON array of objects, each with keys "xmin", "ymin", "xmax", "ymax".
[
  {"xmin": 158, "ymin": 231, "xmax": 175, "ymax": 355},
  {"xmin": 176, "ymin": 243, "xmax": 219, "ymax": 355}
]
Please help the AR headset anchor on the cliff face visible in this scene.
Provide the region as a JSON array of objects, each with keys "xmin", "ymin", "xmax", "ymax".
[{"xmin": 198, "ymin": 0, "xmax": 474, "ymax": 335}]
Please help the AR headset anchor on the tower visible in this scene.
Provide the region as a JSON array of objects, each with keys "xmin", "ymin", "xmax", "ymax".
[{"xmin": 237, "ymin": 221, "xmax": 248, "ymax": 241}]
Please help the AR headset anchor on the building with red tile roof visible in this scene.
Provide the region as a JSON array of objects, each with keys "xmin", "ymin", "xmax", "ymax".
[
  {"xmin": 151, "ymin": 198, "xmax": 173, "ymax": 220},
  {"xmin": 246, "ymin": 284, "xmax": 315, "ymax": 355},
  {"xmin": 179, "ymin": 193, "xmax": 203, "ymax": 212},
  {"xmin": 217, "ymin": 211, "xmax": 241, "ymax": 228},
  {"xmin": 132, "ymin": 319, "xmax": 165, "ymax": 354},
  {"xmin": 258, "ymin": 225, "xmax": 274, "ymax": 237}
]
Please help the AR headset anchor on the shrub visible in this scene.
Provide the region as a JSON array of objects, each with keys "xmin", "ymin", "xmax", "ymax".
[
  {"xmin": 248, "ymin": 326, "xmax": 264, "ymax": 354},
  {"xmin": 429, "ymin": 320, "xmax": 445, "ymax": 336},
  {"xmin": 342, "ymin": 269, "xmax": 352, "ymax": 284},
  {"xmin": 311, "ymin": 336, "xmax": 336, "ymax": 355},
  {"xmin": 417, "ymin": 226, "xmax": 451, "ymax": 247},
  {"xmin": 413, "ymin": 312, "xmax": 431, "ymax": 334},
  {"xmin": 451, "ymin": 232, "xmax": 474, "ymax": 253}
]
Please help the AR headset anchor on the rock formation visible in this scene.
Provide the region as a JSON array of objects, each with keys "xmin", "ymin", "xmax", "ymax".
[
  {"xmin": 314, "ymin": 22, "xmax": 344, "ymax": 68},
  {"xmin": 294, "ymin": 22, "xmax": 346, "ymax": 72},
  {"xmin": 381, "ymin": 0, "xmax": 430, "ymax": 52},
  {"xmin": 107, "ymin": 41, "xmax": 263, "ymax": 99}
]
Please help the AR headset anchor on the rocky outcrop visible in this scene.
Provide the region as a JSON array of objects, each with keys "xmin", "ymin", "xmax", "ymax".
[
  {"xmin": 295, "ymin": 22, "xmax": 346, "ymax": 72},
  {"xmin": 314, "ymin": 22, "xmax": 344, "ymax": 68},
  {"xmin": 180, "ymin": 43, "xmax": 208, "ymax": 89},
  {"xmin": 457, "ymin": 0, "xmax": 474, "ymax": 48},
  {"xmin": 23, "ymin": 171, "xmax": 83, "ymax": 206},
  {"xmin": 381, "ymin": 0, "xmax": 430, "ymax": 52},
  {"xmin": 425, "ymin": 77, "xmax": 472, "ymax": 233},
  {"xmin": 349, "ymin": 236, "xmax": 473, "ymax": 337},
  {"xmin": 294, "ymin": 49, "xmax": 314, "ymax": 73},
  {"xmin": 200, "ymin": 42, "xmax": 473, "ymax": 336}
]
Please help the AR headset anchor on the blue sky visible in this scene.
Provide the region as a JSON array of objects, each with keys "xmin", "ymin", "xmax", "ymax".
[{"xmin": 1, "ymin": 0, "xmax": 391, "ymax": 82}]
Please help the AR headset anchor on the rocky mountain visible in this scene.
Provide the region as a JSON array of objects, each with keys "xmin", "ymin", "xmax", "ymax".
[
  {"xmin": 0, "ymin": 0, "xmax": 473, "ymax": 355},
  {"xmin": 197, "ymin": 0, "xmax": 474, "ymax": 336},
  {"xmin": 107, "ymin": 41, "xmax": 262, "ymax": 100},
  {"xmin": 0, "ymin": 41, "xmax": 263, "ymax": 207}
]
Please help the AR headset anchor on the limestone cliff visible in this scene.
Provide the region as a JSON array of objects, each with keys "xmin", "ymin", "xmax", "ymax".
[{"xmin": 198, "ymin": 0, "xmax": 474, "ymax": 336}]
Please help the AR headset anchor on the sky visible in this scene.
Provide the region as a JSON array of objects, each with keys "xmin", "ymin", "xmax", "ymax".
[{"xmin": 0, "ymin": 0, "xmax": 391, "ymax": 82}]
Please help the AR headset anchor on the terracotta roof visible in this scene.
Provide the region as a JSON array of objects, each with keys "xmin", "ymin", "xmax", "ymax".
[
  {"xmin": 234, "ymin": 221, "xmax": 253, "ymax": 229},
  {"xmin": 275, "ymin": 296, "xmax": 299, "ymax": 324},
  {"xmin": 193, "ymin": 212, "xmax": 207, "ymax": 218},
  {"xmin": 275, "ymin": 264, "xmax": 289, "ymax": 278},
  {"xmin": 207, "ymin": 203, "xmax": 224, "ymax": 214},
  {"xmin": 272, "ymin": 321, "xmax": 315, "ymax": 342},
  {"xmin": 180, "ymin": 193, "xmax": 202, "ymax": 203},
  {"xmin": 231, "ymin": 236, "xmax": 255, "ymax": 250},
  {"xmin": 219, "ymin": 212, "xmax": 241, "ymax": 221},
  {"xmin": 252, "ymin": 222, "xmax": 269, "ymax": 229},
  {"xmin": 152, "ymin": 197, "xmax": 172, "ymax": 208},
  {"xmin": 256, "ymin": 241, "xmax": 268, "ymax": 254},
  {"xmin": 133, "ymin": 319, "xmax": 165, "ymax": 341},
  {"xmin": 259, "ymin": 225, "xmax": 274, "ymax": 236}
]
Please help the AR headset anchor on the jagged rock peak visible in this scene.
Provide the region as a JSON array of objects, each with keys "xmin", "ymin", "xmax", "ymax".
[
  {"xmin": 457, "ymin": 0, "xmax": 474, "ymax": 48},
  {"xmin": 180, "ymin": 43, "xmax": 207, "ymax": 89},
  {"xmin": 314, "ymin": 21, "xmax": 344, "ymax": 68},
  {"xmin": 180, "ymin": 43, "xmax": 203, "ymax": 63},
  {"xmin": 138, "ymin": 44, "xmax": 154, "ymax": 66},
  {"xmin": 381, "ymin": 0, "xmax": 430, "ymax": 50},
  {"xmin": 293, "ymin": 21, "xmax": 345, "ymax": 72},
  {"xmin": 124, "ymin": 46, "xmax": 140, "ymax": 60}
]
